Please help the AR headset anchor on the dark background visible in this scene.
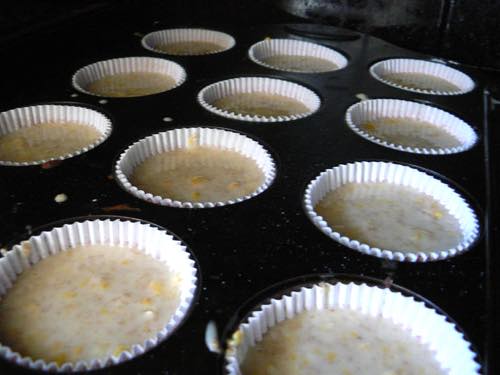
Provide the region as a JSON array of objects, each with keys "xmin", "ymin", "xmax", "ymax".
[{"xmin": 1, "ymin": 0, "xmax": 499, "ymax": 71}]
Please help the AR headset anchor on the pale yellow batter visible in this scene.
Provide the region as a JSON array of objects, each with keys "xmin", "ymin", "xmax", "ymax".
[
  {"xmin": 381, "ymin": 72, "xmax": 460, "ymax": 92},
  {"xmin": 261, "ymin": 55, "xmax": 338, "ymax": 73},
  {"xmin": 130, "ymin": 146, "xmax": 264, "ymax": 203},
  {"xmin": 241, "ymin": 308, "xmax": 446, "ymax": 375},
  {"xmin": 86, "ymin": 72, "xmax": 176, "ymax": 97},
  {"xmin": 0, "ymin": 121, "xmax": 101, "ymax": 163},
  {"xmin": 315, "ymin": 182, "xmax": 462, "ymax": 253},
  {"xmin": 361, "ymin": 117, "xmax": 461, "ymax": 149},
  {"xmin": 0, "ymin": 244, "xmax": 182, "ymax": 365},
  {"xmin": 158, "ymin": 41, "xmax": 224, "ymax": 55},
  {"xmin": 213, "ymin": 92, "xmax": 309, "ymax": 117}
]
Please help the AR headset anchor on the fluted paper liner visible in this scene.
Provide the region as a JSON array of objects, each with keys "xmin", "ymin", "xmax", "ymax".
[
  {"xmin": 248, "ymin": 38, "xmax": 348, "ymax": 73},
  {"xmin": 345, "ymin": 99, "xmax": 477, "ymax": 154},
  {"xmin": 225, "ymin": 282, "xmax": 480, "ymax": 375},
  {"xmin": 197, "ymin": 77, "xmax": 320, "ymax": 122},
  {"xmin": 115, "ymin": 127, "xmax": 276, "ymax": 208},
  {"xmin": 0, "ymin": 104, "xmax": 112, "ymax": 166},
  {"xmin": 369, "ymin": 58, "xmax": 474, "ymax": 95},
  {"xmin": 142, "ymin": 28, "xmax": 235, "ymax": 55},
  {"xmin": 304, "ymin": 161, "xmax": 479, "ymax": 262},
  {"xmin": 72, "ymin": 57, "xmax": 186, "ymax": 97},
  {"xmin": 0, "ymin": 219, "xmax": 197, "ymax": 372}
]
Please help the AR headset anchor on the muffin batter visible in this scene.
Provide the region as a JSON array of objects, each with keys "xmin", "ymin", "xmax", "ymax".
[
  {"xmin": 360, "ymin": 117, "xmax": 461, "ymax": 149},
  {"xmin": 381, "ymin": 72, "xmax": 460, "ymax": 92},
  {"xmin": 315, "ymin": 182, "xmax": 462, "ymax": 252},
  {"xmin": 130, "ymin": 146, "xmax": 264, "ymax": 202},
  {"xmin": 213, "ymin": 92, "xmax": 309, "ymax": 117},
  {"xmin": 241, "ymin": 308, "xmax": 446, "ymax": 375},
  {"xmin": 0, "ymin": 121, "xmax": 101, "ymax": 163},
  {"xmin": 85, "ymin": 72, "xmax": 176, "ymax": 97},
  {"xmin": 0, "ymin": 244, "xmax": 182, "ymax": 365},
  {"xmin": 158, "ymin": 41, "xmax": 224, "ymax": 55},
  {"xmin": 261, "ymin": 55, "xmax": 338, "ymax": 73}
]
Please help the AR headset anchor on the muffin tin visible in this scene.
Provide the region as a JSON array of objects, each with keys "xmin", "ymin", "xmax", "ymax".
[
  {"xmin": 115, "ymin": 127, "xmax": 276, "ymax": 208},
  {"xmin": 223, "ymin": 275, "xmax": 480, "ymax": 374},
  {"xmin": 0, "ymin": 218, "xmax": 198, "ymax": 371},
  {"xmin": 0, "ymin": 21, "xmax": 491, "ymax": 374},
  {"xmin": 0, "ymin": 104, "xmax": 112, "ymax": 166}
]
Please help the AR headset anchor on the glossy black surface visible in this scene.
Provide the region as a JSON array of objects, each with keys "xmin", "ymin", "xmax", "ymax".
[
  {"xmin": 277, "ymin": 0, "xmax": 500, "ymax": 70},
  {"xmin": 0, "ymin": 20, "xmax": 493, "ymax": 375},
  {"xmin": 3, "ymin": 0, "xmax": 500, "ymax": 70}
]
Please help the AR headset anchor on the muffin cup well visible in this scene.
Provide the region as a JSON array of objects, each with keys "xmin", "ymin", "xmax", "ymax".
[
  {"xmin": 115, "ymin": 127, "xmax": 276, "ymax": 208},
  {"xmin": 197, "ymin": 77, "xmax": 321, "ymax": 122},
  {"xmin": 304, "ymin": 161, "xmax": 479, "ymax": 262},
  {"xmin": 0, "ymin": 218, "xmax": 197, "ymax": 372},
  {"xmin": 225, "ymin": 281, "xmax": 480, "ymax": 375},
  {"xmin": 72, "ymin": 57, "xmax": 186, "ymax": 97},
  {"xmin": 0, "ymin": 104, "xmax": 112, "ymax": 166},
  {"xmin": 248, "ymin": 38, "xmax": 347, "ymax": 73},
  {"xmin": 345, "ymin": 99, "xmax": 477, "ymax": 154},
  {"xmin": 142, "ymin": 28, "xmax": 235, "ymax": 55},
  {"xmin": 369, "ymin": 58, "xmax": 474, "ymax": 95}
]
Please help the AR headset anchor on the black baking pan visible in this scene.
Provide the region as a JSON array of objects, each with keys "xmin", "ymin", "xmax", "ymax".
[{"xmin": 0, "ymin": 16, "xmax": 493, "ymax": 375}]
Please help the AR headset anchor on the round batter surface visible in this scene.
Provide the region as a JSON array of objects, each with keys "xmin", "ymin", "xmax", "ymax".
[
  {"xmin": 241, "ymin": 309, "xmax": 446, "ymax": 375},
  {"xmin": 85, "ymin": 72, "xmax": 176, "ymax": 97},
  {"xmin": 380, "ymin": 72, "xmax": 460, "ymax": 92},
  {"xmin": 0, "ymin": 244, "xmax": 182, "ymax": 365},
  {"xmin": 260, "ymin": 55, "xmax": 338, "ymax": 73},
  {"xmin": 158, "ymin": 41, "xmax": 224, "ymax": 55},
  {"xmin": 360, "ymin": 117, "xmax": 461, "ymax": 149},
  {"xmin": 213, "ymin": 92, "xmax": 309, "ymax": 117},
  {"xmin": 0, "ymin": 121, "xmax": 101, "ymax": 163},
  {"xmin": 314, "ymin": 182, "xmax": 462, "ymax": 253},
  {"xmin": 130, "ymin": 146, "xmax": 265, "ymax": 203}
]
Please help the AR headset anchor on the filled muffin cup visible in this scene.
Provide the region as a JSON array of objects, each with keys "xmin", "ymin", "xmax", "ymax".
[
  {"xmin": 225, "ymin": 280, "xmax": 480, "ymax": 375},
  {"xmin": 304, "ymin": 161, "xmax": 479, "ymax": 262},
  {"xmin": 0, "ymin": 218, "xmax": 198, "ymax": 372},
  {"xmin": 142, "ymin": 28, "xmax": 235, "ymax": 56},
  {"xmin": 345, "ymin": 99, "xmax": 478, "ymax": 154},
  {"xmin": 115, "ymin": 127, "xmax": 276, "ymax": 208},
  {"xmin": 72, "ymin": 57, "xmax": 186, "ymax": 97},
  {"xmin": 197, "ymin": 77, "xmax": 321, "ymax": 122},
  {"xmin": 248, "ymin": 38, "xmax": 348, "ymax": 73},
  {"xmin": 0, "ymin": 104, "xmax": 112, "ymax": 166},
  {"xmin": 369, "ymin": 58, "xmax": 475, "ymax": 95}
]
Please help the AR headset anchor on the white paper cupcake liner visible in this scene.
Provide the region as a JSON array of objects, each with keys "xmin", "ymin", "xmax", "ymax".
[
  {"xmin": 0, "ymin": 218, "xmax": 197, "ymax": 372},
  {"xmin": 225, "ymin": 281, "xmax": 480, "ymax": 375},
  {"xmin": 142, "ymin": 28, "xmax": 235, "ymax": 55},
  {"xmin": 0, "ymin": 104, "xmax": 112, "ymax": 166},
  {"xmin": 248, "ymin": 38, "xmax": 348, "ymax": 73},
  {"xmin": 369, "ymin": 58, "xmax": 475, "ymax": 95},
  {"xmin": 72, "ymin": 57, "xmax": 187, "ymax": 97},
  {"xmin": 345, "ymin": 99, "xmax": 478, "ymax": 154},
  {"xmin": 304, "ymin": 161, "xmax": 479, "ymax": 262},
  {"xmin": 197, "ymin": 77, "xmax": 321, "ymax": 122},
  {"xmin": 115, "ymin": 127, "xmax": 276, "ymax": 208}
]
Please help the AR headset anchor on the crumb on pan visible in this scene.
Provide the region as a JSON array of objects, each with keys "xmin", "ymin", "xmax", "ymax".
[
  {"xmin": 41, "ymin": 160, "xmax": 63, "ymax": 169},
  {"xmin": 101, "ymin": 204, "xmax": 141, "ymax": 212},
  {"xmin": 355, "ymin": 93, "xmax": 369, "ymax": 101},
  {"xmin": 205, "ymin": 320, "xmax": 222, "ymax": 353},
  {"xmin": 54, "ymin": 193, "xmax": 68, "ymax": 203}
]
